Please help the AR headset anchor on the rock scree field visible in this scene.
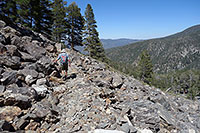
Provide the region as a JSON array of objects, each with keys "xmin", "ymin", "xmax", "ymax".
[{"xmin": 0, "ymin": 20, "xmax": 200, "ymax": 133}]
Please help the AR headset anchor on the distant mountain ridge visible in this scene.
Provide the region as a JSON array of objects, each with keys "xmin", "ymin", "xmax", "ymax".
[
  {"xmin": 101, "ymin": 38, "xmax": 141, "ymax": 49},
  {"xmin": 75, "ymin": 38, "xmax": 141, "ymax": 54},
  {"xmin": 106, "ymin": 24, "xmax": 200, "ymax": 73}
]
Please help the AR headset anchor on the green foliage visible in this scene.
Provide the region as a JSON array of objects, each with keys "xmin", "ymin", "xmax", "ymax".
[
  {"xmin": 84, "ymin": 4, "xmax": 107, "ymax": 62},
  {"xmin": 106, "ymin": 25, "xmax": 200, "ymax": 73},
  {"xmin": 0, "ymin": 0, "xmax": 18, "ymax": 23},
  {"xmin": 52, "ymin": 0, "xmax": 67, "ymax": 42},
  {"xmin": 151, "ymin": 69, "xmax": 200, "ymax": 100},
  {"xmin": 66, "ymin": 2, "xmax": 84, "ymax": 49},
  {"xmin": 137, "ymin": 50, "xmax": 153, "ymax": 84},
  {"xmin": 0, "ymin": 0, "xmax": 53, "ymax": 37}
]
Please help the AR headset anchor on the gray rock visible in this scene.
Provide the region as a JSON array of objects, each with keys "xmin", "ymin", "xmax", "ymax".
[
  {"xmin": 156, "ymin": 103, "xmax": 176, "ymax": 126},
  {"xmin": 36, "ymin": 78, "xmax": 48, "ymax": 86},
  {"xmin": 24, "ymin": 43, "xmax": 46, "ymax": 59},
  {"xmin": 1, "ymin": 71, "xmax": 17, "ymax": 85},
  {"xmin": 2, "ymin": 26, "xmax": 21, "ymax": 36},
  {"xmin": 0, "ymin": 85, "xmax": 5, "ymax": 93},
  {"xmin": 0, "ymin": 43, "xmax": 7, "ymax": 54},
  {"xmin": 19, "ymin": 51, "xmax": 36, "ymax": 62},
  {"xmin": 10, "ymin": 35, "xmax": 21, "ymax": 46},
  {"xmin": 137, "ymin": 129, "xmax": 153, "ymax": 133},
  {"xmin": 15, "ymin": 117, "xmax": 29, "ymax": 130},
  {"xmin": 55, "ymin": 43, "xmax": 62, "ymax": 52},
  {"xmin": 36, "ymin": 56, "xmax": 54, "ymax": 75},
  {"xmin": 0, "ymin": 20, "xmax": 6, "ymax": 29},
  {"xmin": 19, "ymin": 69, "xmax": 39, "ymax": 78},
  {"xmin": 0, "ymin": 56, "xmax": 21, "ymax": 69},
  {"xmin": 5, "ymin": 45, "xmax": 20, "ymax": 56},
  {"xmin": 6, "ymin": 83, "xmax": 20, "ymax": 93},
  {"xmin": 119, "ymin": 123, "xmax": 130, "ymax": 133},
  {"xmin": 89, "ymin": 129, "xmax": 125, "ymax": 133},
  {"xmin": 0, "ymin": 32, "xmax": 6, "ymax": 44},
  {"xmin": 0, "ymin": 120, "xmax": 15, "ymax": 132},
  {"xmin": 22, "ymin": 36, "xmax": 32, "ymax": 43},
  {"xmin": 25, "ymin": 75, "xmax": 36, "ymax": 85},
  {"xmin": 0, "ymin": 67, "xmax": 4, "ymax": 74},
  {"xmin": 3, "ymin": 93, "xmax": 32, "ymax": 109},
  {"xmin": 32, "ymin": 85, "xmax": 48, "ymax": 98},
  {"xmin": 111, "ymin": 73, "xmax": 123, "ymax": 88},
  {"xmin": 45, "ymin": 44, "xmax": 55, "ymax": 52}
]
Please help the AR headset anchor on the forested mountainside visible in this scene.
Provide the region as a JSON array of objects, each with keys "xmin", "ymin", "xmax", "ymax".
[
  {"xmin": 106, "ymin": 25, "xmax": 200, "ymax": 73},
  {"xmin": 1, "ymin": 20, "xmax": 200, "ymax": 132},
  {"xmin": 101, "ymin": 38, "xmax": 141, "ymax": 49}
]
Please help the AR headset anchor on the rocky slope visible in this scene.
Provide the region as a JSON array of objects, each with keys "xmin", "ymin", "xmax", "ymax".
[
  {"xmin": 106, "ymin": 25, "xmax": 200, "ymax": 73},
  {"xmin": 0, "ymin": 20, "xmax": 200, "ymax": 133}
]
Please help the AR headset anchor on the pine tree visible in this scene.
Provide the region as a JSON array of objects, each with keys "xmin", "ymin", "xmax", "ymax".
[
  {"xmin": 84, "ymin": 4, "xmax": 107, "ymax": 62},
  {"xmin": 0, "ymin": 0, "xmax": 18, "ymax": 23},
  {"xmin": 52, "ymin": 0, "xmax": 67, "ymax": 42},
  {"xmin": 33, "ymin": 0, "xmax": 53, "ymax": 37},
  {"xmin": 66, "ymin": 2, "xmax": 84, "ymax": 49},
  {"xmin": 16, "ymin": 0, "xmax": 33, "ymax": 28},
  {"xmin": 138, "ymin": 50, "xmax": 153, "ymax": 84}
]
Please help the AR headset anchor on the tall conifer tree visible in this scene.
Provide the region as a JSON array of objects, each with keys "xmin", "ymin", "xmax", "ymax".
[
  {"xmin": 0, "ymin": 0, "xmax": 18, "ymax": 23},
  {"xmin": 52, "ymin": 0, "xmax": 67, "ymax": 42},
  {"xmin": 66, "ymin": 2, "xmax": 84, "ymax": 49},
  {"xmin": 84, "ymin": 4, "xmax": 106, "ymax": 61},
  {"xmin": 138, "ymin": 50, "xmax": 153, "ymax": 84}
]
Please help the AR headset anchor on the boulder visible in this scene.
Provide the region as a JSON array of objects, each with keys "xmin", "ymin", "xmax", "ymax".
[
  {"xmin": 0, "ymin": 43, "xmax": 7, "ymax": 54},
  {"xmin": 36, "ymin": 78, "xmax": 49, "ymax": 86},
  {"xmin": 55, "ymin": 43, "xmax": 62, "ymax": 52},
  {"xmin": 111, "ymin": 73, "xmax": 124, "ymax": 88},
  {"xmin": 14, "ymin": 116, "xmax": 30, "ymax": 130},
  {"xmin": 0, "ymin": 55, "xmax": 21, "ymax": 69},
  {"xmin": 18, "ymin": 69, "xmax": 39, "ymax": 79},
  {"xmin": 36, "ymin": 56, "xmax": 55, "ymax": 75},
  {"xmin": 2, "ymin": 26, "xmax": 21, "ymax": 36},
  {"xmin": 19, "ymin": 51, "xmax": 36, "ymax": 62},
  {"xmin": 89, "ymin": 129, "xmax": 125, "ymax": 133},
  {"xmin": 10, "ymin": 35, "xmax": 21, "ymax": 46},
  {"xmin": 25, "ymin": 75, "xmax": 36, "ymax": 85},
  {"xmin": 6, "ymin": 83, "xmax": 20, "ymax": 93},
  {"xmin": 45, "ymin": 44, "xmax": 55, "ymax": 52},
  {"xmin": 24, "ymin": 43, "xmax": 46, "ymax": 60},
  {"xmin": 3, "ymin": 93, "xmax": 32, "ymax": 109},
  {"xmin": 32, "ymin": 85, "xmax": 48, "ymax": 98},
  {"xmin": 22, "ymin": 36, "xmax": 32, "ymax": 43},
  {"xmin": 0, "ymin": 20, "xmax": 6, "ymax": 29},
  {"xmin": 1, "ymin": 71, "xmax": 17, "ymax": 85},
  {"xmin": 0, "ymin": 106, "xmax": 22, "ymax": 122},
  {"xmin": 5, "ymin": 45, "xmax": 21, "ymax": 56},
  {"xmin": 137, "ymin": 129, "xmax": 153, "ymax": 133},
  {"xmin": 0, "ymin": 120, "xmax": 15, "ymax": 132},
  {"xmin": 0, "ymin": 32, "xmax": 6, "ymax": 44},
  {"xmin": 0, "ymin": 85, "xmax": 5, "ymax": 93}
]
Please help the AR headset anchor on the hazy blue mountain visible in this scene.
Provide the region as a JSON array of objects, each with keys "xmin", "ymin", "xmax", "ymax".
[
  {"xmin": 73, "ymin": 38, "xmax": 141, "ymax": 54},
  {"xmin": 101, "ymin": 38, "xmax": 141, "ymax": 49}
]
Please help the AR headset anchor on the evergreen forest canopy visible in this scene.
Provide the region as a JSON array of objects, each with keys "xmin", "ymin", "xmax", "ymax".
[{"xmin": 0, "ymin": 0, "xmax": 107, "ymax": 62}]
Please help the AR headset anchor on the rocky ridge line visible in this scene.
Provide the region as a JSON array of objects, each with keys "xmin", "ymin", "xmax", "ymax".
[{"xmin": 0, "ymin": 20, "xmax": 200, "ymax": 133}]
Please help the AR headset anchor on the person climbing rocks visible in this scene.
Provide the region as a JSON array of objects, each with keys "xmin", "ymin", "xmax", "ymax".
[{"xmin": 54, "ymin": 49, "xmax": 71, "ymax": 79}]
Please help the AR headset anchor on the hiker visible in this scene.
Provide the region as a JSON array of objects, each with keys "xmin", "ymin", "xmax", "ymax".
[{"xmin": 54, "ymin": 49, "xmax": 71, "ymax": 79}]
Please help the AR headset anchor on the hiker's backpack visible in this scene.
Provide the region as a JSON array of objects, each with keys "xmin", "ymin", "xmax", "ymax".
[{"xmin": 60, "ymin": 53, "xmax": 68, "ymax": 64}]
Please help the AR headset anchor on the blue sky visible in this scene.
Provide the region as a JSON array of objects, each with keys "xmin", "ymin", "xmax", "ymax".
[{"xmin": 66, "ymin": 0, "xmax": 200, "ymax": 39}]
